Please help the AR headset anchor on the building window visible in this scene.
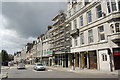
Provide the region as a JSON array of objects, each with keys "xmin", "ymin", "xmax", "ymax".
[
  {"xmin": 74, "ymin": 19, "xmax": 77, "ymax": 29},
  {"xmin": 88, "ymin": 29, "xmax": 93, "ymax": 43},
  {"xmin": 115, "ymin": 23, "xmax": 120, "ymax": 33},
  {"xmin": 96, "ymin": 4, "xmax": 102, "ymax": 18},
  {"xmin": 107, "ymin": 1, "xmax": 111, "ymax": 13},
  {"xmin": 119, "ymin": 1, "xmax": 120, "ymax": 11},
  {"xmin": 87, "ymin": 10, "xmax": 92, "ymax": 23},
  {"xmin": 111, "ymin": 0, "xmax": 117, "ymax": 11},
  {"xmin": 73, "ymin": 6, "xmax": 76, "ymax": 13},
  {"xmin": 74, "ymin": 36, "xmax": 78, "ymax": 46},
  {"xmin": 102, "ymin": 54, "xmax": 107, "ymax": 61},
  {"xmin": 70, "ymin": 40, "xmax": 72, "ymax": 47},
  {"xmin": 68, "ymin": 10, "xmax": 71, "ymax": 17},
  {"xmin": 107, "ymin": 0, "xmax": 118, "ymax": 13},
  {"xmin": 80, "ymin": 33, "xmax": 84, "ymax": 45},
  {"xmin": 78, "ymin": 2, "xmax": 82, "ymax": 9},
  {"xmin": 80, "ymin": 16, "xmax": 83, "ymax": 26},
  {"xmin": 110, "ymin": 24, "xmax": 115, "ymax": 33},
  {"xmin": 98, "ymin": 26, "xmax": 105, "ymax": 41}
]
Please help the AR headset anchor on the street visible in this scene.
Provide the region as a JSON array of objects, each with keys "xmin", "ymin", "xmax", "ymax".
[{"xmin": 3, "ymin": 65, "xmax": 118, "ymax": 78}]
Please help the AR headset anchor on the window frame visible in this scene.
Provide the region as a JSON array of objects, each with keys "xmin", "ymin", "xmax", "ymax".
[
  {"xmin": 88, "ymin": 29, "xmax": 93, "ymax": 43},
  {"xmin": 110, "ymin": 24, "xmax": 115, "ymax": 33},
  {"xmin": 87, "ymin": 10, "xmax": 92, "ymax": 23},
  {"xmin": 111, "ymin": 0, "xmax": 117, "ymax": 11},
  {"xmin": 80, "ymin": 33, "xmax": 84, "ymax": 45},
  {"xmin": 115, "ymin": 23, "xmax": 120, "ymax": 33},
  {"xmin": 74, "ymin": 36, "xmax": 78, "ymax": 46},
  {"xmin": 80, "ymin": 15, "xmax": 83, "ymax": 26},
  {"xmin": 98, "ymin": 26, "xmax": 105, "ymax": 41},
  {"xmin": 110, "ymin": 23, "xmax": 120, "ymax": 33},
  {"xmin": 73, "ymin": 5, "xmax": 76, "ymax": 13},
  {"xmin": 74, "ymin": 19, "xmax": 77, "ymax": 29},
  {"xmin": 96, "ymin": 4, "xmax": 102, "ymax": 18},
  {"xmin": 107, "ymin": 0, "xmax": 111, "ymax": 13},
  {"xmin": 102, "ymin": 54, "xmax": 107, "ymax": 61}
]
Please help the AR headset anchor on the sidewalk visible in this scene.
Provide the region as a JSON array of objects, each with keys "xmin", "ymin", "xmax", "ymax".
[
  {"xmin": 45, "ymin": 66, "xmax": 118, "ymax": 75},
  {"xmin": 1, "ymin": 66, "xmax": 10, "ymax": 70},
  {"xmin": 25, "ymin": 64, "xmax": 34, "ymax": 68}
]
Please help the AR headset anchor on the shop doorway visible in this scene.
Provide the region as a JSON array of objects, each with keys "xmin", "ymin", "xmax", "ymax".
[
  {"xmin": 88, "ymin": 51, "xmax": 97, "ymax": 69},
  {"xmin": 75, "ymin": 53, "xmax": 79, "ymax": 67},
  {"xmin": 113, "ymin": 48, "xmax": 120, "ymax": 70},
  {"xmin": 69, "ymin": 53, "xmax": 74, "ymax": 66},
  {"xmin": 80, "ymin": 52, "xmax": 87, "ymax": 69}
]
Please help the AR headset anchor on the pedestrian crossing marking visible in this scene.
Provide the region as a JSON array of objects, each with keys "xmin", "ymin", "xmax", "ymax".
[{"xmin": 32, "ymin": 69, "xmax": 53, "ymax": 72}]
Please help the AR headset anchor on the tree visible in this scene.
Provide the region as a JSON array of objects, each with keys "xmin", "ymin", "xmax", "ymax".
[
  {"xmin": 8, "ymin": 54, "xmax": 14, "ymax": 61},
  {"xmin": 1, "ymin": 50, "xmax": 10, "ymax": 66}
]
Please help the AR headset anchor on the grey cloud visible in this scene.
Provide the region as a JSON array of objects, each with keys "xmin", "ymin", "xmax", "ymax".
[
  {"xmin": 2, "ymin": 2, "xmax": 67, "ymax": 38},
  {"xmin": 1, "ymin": 2, "xmax": 67, "ymax": 54}
]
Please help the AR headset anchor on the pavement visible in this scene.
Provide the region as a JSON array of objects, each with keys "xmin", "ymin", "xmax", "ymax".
[{"xmin": 45, "ymin": 65, "xmax": 118, "ymax": 75}]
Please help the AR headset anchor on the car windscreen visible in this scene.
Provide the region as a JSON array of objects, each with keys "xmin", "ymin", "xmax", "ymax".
[{"xmin": 37, "ymin": 64, "xmax": 43, "ymax": 66}]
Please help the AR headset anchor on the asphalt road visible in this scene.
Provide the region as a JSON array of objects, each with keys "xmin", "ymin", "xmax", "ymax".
[{"xmin": 5, "ymin": 66, "xmax": 118, "ymax": 79}]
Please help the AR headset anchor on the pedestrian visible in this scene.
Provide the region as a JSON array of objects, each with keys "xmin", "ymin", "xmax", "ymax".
[
  {"xmin": 52, "ymin": 62, "xmax": 55, "ymax": 66},
  {"xmin": 16, "ymin": 61, "xmax": 18, "ymax": 66},
  {"xmin": 8, "ymin": 62, "xmax": 11, "ymax": 69}
]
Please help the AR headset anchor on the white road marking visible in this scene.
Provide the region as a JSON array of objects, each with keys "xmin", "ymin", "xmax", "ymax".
[{"xmin": 47, "ymin": 70, "xmax": 53, "ymax": 71}]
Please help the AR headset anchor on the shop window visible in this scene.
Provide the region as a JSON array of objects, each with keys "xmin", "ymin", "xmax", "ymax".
[
  {"xmin": 102, "ymin": 54, "xmax": 107, "ymax": 61},
  {"xmin": 115, "ymin": 23, "xmax": 120, "ymax": 33}
]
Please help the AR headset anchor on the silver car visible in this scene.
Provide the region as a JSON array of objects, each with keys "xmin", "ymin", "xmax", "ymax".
[
  {"xmin": 34, "ymin": 63, "xmax": 46, "ymax": 71},
  {"xmin": 17, "ymin": 63, "xmax": 25, "ymax": 69}
]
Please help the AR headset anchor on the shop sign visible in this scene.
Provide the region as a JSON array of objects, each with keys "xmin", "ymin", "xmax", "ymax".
[{"xmin": 114, "ymin": 51, "xmax": 120, "ymax": 55}]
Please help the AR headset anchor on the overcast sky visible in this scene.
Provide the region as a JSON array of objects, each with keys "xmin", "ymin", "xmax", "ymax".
[{"xmin": 0, "ymin": 2, "xmax": 67, "ymax": 54}]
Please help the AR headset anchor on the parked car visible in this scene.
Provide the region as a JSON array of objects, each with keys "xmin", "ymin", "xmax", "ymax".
[
  {"xmin": 17, "ymin": 62, "xmax": 25, "ymax": 69},
  {"xmin": 34, "ymin": 63, "xmax": 46, "ymax": 71}
]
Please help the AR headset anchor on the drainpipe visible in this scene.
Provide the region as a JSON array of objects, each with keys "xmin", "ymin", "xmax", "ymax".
[
  {"xmin": 72, "ymin": 53, "xmax": 75, "ymax": 70},
  {"xmin": 108, "ymin": 49, "xmax": 113, "ymax": 72}
]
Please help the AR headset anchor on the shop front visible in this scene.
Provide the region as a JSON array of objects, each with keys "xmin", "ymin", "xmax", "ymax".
[
  {"xmin": 113, "ymin": 48, "xmax": 120, "ymax": 70},
  {"xmin": 42, "ymin": 57, "xmax": 49, "ymax": 66},
  {"xmin": 80, "ymin": 52, "xmax": 87, "ymax": 69},
  {"xmin": 75, "ymin": 52, "xmax": 79, "ymax": 67},
  {"xmin": 69, "ymin": 53, "xmax": 74, "ymax": 67},
  {"xmin": 88, "ymin": 50, "xmax": 97, "ymax": 69}
]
